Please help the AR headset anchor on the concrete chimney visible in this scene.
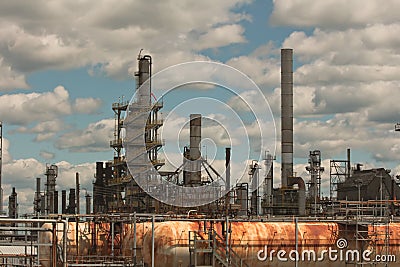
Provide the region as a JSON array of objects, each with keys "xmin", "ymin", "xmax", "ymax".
[{"xmin": 281, "ymin": 49, "xmax": 293, "ymax": 188}]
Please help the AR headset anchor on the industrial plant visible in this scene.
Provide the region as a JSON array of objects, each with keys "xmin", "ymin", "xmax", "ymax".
[{"xmin": 1, "ymin": 49, "xmax": 400, "ymax": 267}]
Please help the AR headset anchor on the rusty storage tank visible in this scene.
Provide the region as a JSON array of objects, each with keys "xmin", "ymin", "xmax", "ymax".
[
  {"xmin": 39, "ymin": 221, "xmax": 114, "ymax": 266},
  {"xmin": 121, "ymin": 221, "xmax": 152, "ymax": 263},
  {"xmin": 142, "ymin": 221, "xmax": 400, "ymax": 267}
]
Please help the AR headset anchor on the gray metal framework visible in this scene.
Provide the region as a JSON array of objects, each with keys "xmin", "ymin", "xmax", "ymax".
[{"xmin": 330, "ymin": 160, "xmax": 348, "ymax": 200}]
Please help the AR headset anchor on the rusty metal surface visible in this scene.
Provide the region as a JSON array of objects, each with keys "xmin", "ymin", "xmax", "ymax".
[{"xmin": 141, "ymin": 221, "xmax": 400, "ymax": 267}]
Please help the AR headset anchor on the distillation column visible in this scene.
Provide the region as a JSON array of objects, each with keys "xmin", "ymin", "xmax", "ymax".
[{"xmin": 45, "ymin": 165, "xmax": 58, "ymax": 214}]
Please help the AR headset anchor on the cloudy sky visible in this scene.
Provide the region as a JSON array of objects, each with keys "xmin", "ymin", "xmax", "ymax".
[{"xmin": 1, "ymin": 0, "xmax": 400, "ymax": 214}]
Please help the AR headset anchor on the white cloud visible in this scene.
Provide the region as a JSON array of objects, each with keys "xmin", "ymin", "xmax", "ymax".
[
  {"xmin": 73, "ymin": 97, "xmax": 102, "ymax": 114},
  {"xmin": 0, "ymin": 0, "xmax": 252, "ymax": 85},
  {"xmin": 0, "ymin": 86, "xmax": 71, "ymax": 125},
  {"xmin": 55, "ymin": 118, "xmax": 114, "ymax": 152},
  {"xmin": 194, "ymin": 24, "xmax": 246, "ymax": 50},
  {"xmin": 226, "ymin": 43, "xmax": 280, "ymax": 88},
  {"xmin": 0, "ymin": 87, "xmax": 104, "ymax": 129},
  {"xmin": 271, "ymin": 0, "xmax": 400, "ymax": 29}
]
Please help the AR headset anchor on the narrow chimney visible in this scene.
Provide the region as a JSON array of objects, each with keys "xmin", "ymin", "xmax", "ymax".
[
  {"xmin": 281, "ymin": 49, "xmax": 293, "ymax": 188},
  {"xmin": 189, "ymin": 114, "xmax": 202, "ymax": 185}
]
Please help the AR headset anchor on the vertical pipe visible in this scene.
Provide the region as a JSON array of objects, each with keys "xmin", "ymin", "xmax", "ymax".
[
  {"xmin": 225, "ymin": 216, "xmax": 229, "ymax": 263},
  {"xmin": 295, "ymin": 217, "xmax": 298, "ymax": 267},
  {"xmin": 347, "ymin": 148, "xmax": 351, "ymax": 178},
  {"xmin": 76, "ymin": 173, "xmax": 80, "ymax": 215},
  {"xmin": 76, "ymin": 216, "xmax": 79, "ymax": 259},
  {"xmin": 133, "ymin": 213, "xmax": 137, "ymax": 265},
  {"xmin": 151, "ymin": 215, "xmax": 155, "ymax": 267},
  {"xmin": 52, "ymin": 223, "xmax": 57, "ymax": 267},
  {"xmin": 225, "ymin": 148, "xmax": 231, "ymax": 216},
  {"xmin": 62, "ymin": 219, "xmax": 68, "ymax": 267},
  {"xmin": 225, "ymin": 148, "xmax": 231, "ymax": 193},
  {"xmin": 111, "ymin": 220, "xmax": 114, "ymax": 257},
  {"xmin": 264, "ymin": 153, "xmax": 274, "ymax": 215},
  {"xmin": 281, "ymin": 48, "xmax": 293, "ymax": 188}
]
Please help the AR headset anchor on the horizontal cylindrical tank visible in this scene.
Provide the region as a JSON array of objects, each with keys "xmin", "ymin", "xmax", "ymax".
[
  {"xmin": 121, "ymin": 221, "xmax": 152, "ymax": 263},
  {"xmin": 40, "ymin": 222, "xmax": 113, "ymax": 266},
  {"xmin": 142, "ymin": 221, "xmax": 400, "ymax": 267}
]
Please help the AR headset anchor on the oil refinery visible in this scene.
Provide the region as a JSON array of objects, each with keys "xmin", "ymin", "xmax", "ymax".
[{"xmin": 1, "ymin": 49, "xmax": 400, "ymax": 267}]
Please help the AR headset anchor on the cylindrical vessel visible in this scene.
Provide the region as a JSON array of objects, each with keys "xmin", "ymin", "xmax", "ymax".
[{"xmin": 142, "ymin": 221, "xmax": 400, "ymax": 267}]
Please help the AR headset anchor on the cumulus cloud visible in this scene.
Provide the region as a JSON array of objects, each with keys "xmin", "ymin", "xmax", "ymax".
[
  {"xmin": 0, "ymin": 0, "xmax": 251, "ymax": 86},
  {"xmin": 270, "ymin": 0, "xmax": 400, "ymax": 29},
  {"xmin": 73, "ymin": 97, "xmax": 102, "ymax": 114},
  {"xmin": 0, "ymin": 86, "xmax": 71, "ymax": 125},
  {"xmin": 0, "ymin": 86, "xmax": 102, "ymax": 141},
  {"xmin": 55, "ymin": 118, "xmax": 114, "ymax": 152},
  {"xmin": 226, "ymin": 43, "xmax": 280, "ymax": 88}
]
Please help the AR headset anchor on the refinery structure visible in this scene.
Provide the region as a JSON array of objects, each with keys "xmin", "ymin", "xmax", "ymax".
[{"xmin": 1, "ymin": 49, "xmax": 400, "ymax": 267}]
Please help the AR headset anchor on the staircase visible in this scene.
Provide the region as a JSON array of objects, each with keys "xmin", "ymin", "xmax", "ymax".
[{"xmin": 189, "ymin": 230, "xmax": 249, "ymax": 267}]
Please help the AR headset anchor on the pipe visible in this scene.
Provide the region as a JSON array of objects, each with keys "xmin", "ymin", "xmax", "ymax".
[
  {"xmin": 347, "ymin": 148, "xmax": 351, "ymax": 178},
  {"xmin": 264, "ymin": 153, "xmax": 274, "ymax": 215},
  {"xmin": 225, "ymin": 147, "xmax": 231, "ymax": 216},
  {"xmin": 76, "ymin": 172, "xmax": 80, "ymax": 215},
  {"xmin": 225, "ymin": 147, "xmax": 231, "ymax": 193},
  {"xmin": 295, "ymin": 217, "xmax": 298, "ymax": 267},
  {"xmin": 288, "ymin": 177, "xmax": 306, "ymax": 216},
  {"xmin": 111, "ymin": 220, "xmax": 114, "ymax": 257},
  {"xmin": 133, "ymin": 213, "xmax": 137, "ymax": 265},
  {"xmin": 151, "ymin": 215, "xmax": 155, "ymax": 267}
]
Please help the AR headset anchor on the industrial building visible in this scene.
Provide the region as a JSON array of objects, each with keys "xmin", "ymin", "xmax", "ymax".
[{"xmin": 1, "ymin": 49, "xmax": 400, "ymax": 266}]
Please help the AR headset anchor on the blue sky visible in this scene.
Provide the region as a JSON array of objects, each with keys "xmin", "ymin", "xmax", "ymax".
[{"xmin": 1, "ymin": 0, "xmax": 400, "ymax": 213}]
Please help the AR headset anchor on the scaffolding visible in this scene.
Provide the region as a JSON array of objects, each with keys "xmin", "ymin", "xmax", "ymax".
[
  {"xmin": 189, "ymin": 229, "xmax": 249, "ymax": 267},
  {"xmin": 330, "ymin": 159, "xmax": 349, "ymax": 200}
]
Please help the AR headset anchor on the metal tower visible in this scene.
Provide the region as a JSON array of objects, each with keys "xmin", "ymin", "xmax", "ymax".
[
  {"xmin": 330, "ymin": 149, "xmax": 351, "ymax": 200},
  {"xmin": 306, "ymin": 150, "xmax": 324, "ymax": 200}
]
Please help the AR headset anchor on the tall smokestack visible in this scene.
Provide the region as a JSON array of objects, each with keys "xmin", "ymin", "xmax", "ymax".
[
  {"xmin": 189, "ymin": 114, "xmax": 202, "ymax": 185},
  {"xmin": 281, "ymin": 49, "xmax": 293, "ymax": 188}
]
